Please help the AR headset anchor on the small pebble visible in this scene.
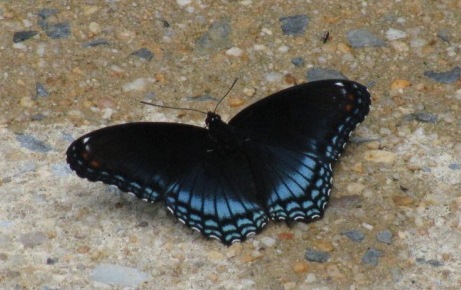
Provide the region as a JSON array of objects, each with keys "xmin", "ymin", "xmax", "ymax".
[
  {"xmin": 291, "ymin": 57, "xmax": 305, "ymax": 67},
  {"xmin": 385, "ymin": 28, "xmax": 407, "ymax": 41},
  {"xmin": 362, "ymin": 248, "xmax": 383, "ymax": 266},
  {"xmin": 415, "ymin": 257, "xmax": 444, "ymax": 267},
  {"xmin": 46, "ymin": 257, "xmax": 58, "ymax": 265},
  {"xmin": 305, "ymin": 248, "xmax": 330, "ymax": 263},
  {"xmin": 426, "ymin": 259, "xmax": 444, "ymax": 267},
  {"xmin": 363, "ymin": 150, "xmax": 396, "ymax": 164},
  {"xmin": 260, "ymin": 237, "xmax": 276, "ymax": 247},
  {"xmin": 346, "ymin": 29, "xmax": 386, "ymax": 48},
  {"xmin": 130, "ymin": 48, "xmax": 154, "ymax": 61},
  {"xmin": 306, "ymin": 68, "xmax": 347, "ymax": 81},
  {"xmin": 392, "ymin": 195, "xmax": 415, "ymax": 207},
  {"xmin": 89, "ymin": 22, "xmax": 101, "ymax": 34},
  {"xmin": 264, "ymin": 72, "xmax": 283, "ymax": 82},
  {"xmin": 390, "ymin": 79, "xmax": 411, "ymax": 90},
  {"xmin": 293, "ymin": 261, "xmax": 309, "ymax": 273},
  {"xmin": 35, "ymin": 82, "xmax": 49, "ymax": 98},
  {"xmin": 13, "ymin": 30, "xmax": 38, "ymax": 43},
  {"xmin": 19, "ymin": 231, "xmax": 48, "ymax": 248},
  {"xmin": 37, "ymin": 8, "xmax": 59, "ymax": 20},
  {"xmin": 177, "ymin": 0, "xmax": 192, "ymax": 6},
  {"xmin": 376, "ymin": 230, "xmax": 393, "ymax": 244},
  {"xmin": 412, "ymin": 112, "xmax": 437, "ymax": 123},
  {"xmin": 305, "ymin": 273, "xmax": 317, "ymax": 283},
  {"xmin": 448, "ymin": 163, "xmax": 460, "ymax": 170},
  {"xmin": 46, "ymin": 22, "xmax": 71, "ymax": 39},
  {"xmin": 342, "ymin": 230, "xmax": 364, "ymax": 243},
  {"xmin": 437, "ymin": 29, "xmax": 450, "ymax": 43},
  {"xmin": 280, "ymin": 14, "xmax": 309, "ymax": 36},
  {"xmin": 195, "ymin": 20, "xmax": 231, "ymax": 53},
  {"xmin": 90, "ymin": 264, "xmax": 148, "ymax": 287},
  {"xmin": 16, "ymin": 134, "xmax": 52, "ymax": 153},
  {"xmin": 82, "ymin": 39, "xmax": 110, "ymax": 47},
  {"xmin": 226, "ymin": 47, "xmax": 243, "ymax": 57},
  {"xmin": 424, "ymin": 67, "xmax": 460, "ymax": 84},
  {"xmin": 122, "ymin": 78, "xmax": 148, "ymax": 92}
]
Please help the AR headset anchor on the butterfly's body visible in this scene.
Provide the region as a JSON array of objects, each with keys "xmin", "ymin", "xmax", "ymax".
[{"xmin": 67, "ymin": 80, "xmax": 371, "ymax": 245}]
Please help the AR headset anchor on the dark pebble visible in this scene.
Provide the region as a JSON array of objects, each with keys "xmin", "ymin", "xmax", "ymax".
[
  {"xmin": 306, "ymin": 68, "xmax": 347, "ymax": 81},
  {"xmin": 46, "ymin": 257, "xmax": 58, "ymax": 265},
  {"xmin": 346, "ymin": 29, "xmax": 386, "ymax": 48},
  {"xmin": 280, "ymin": 14, "xmax": 309, "ymax": 36},
  {"xmin": 342, "ymin": 230, "xmax": 364, "ymax": 243},
  {"xmin": 305, "ymin": 248, "xmax": 330, "ymax": 263},
  {"xmin": 16, "ymin": 134, "xmax": 52, "ymax": 153},
  {"xmin": 46, "ymin": 22, "xmax": 71, "ymax": 39},
  {"xmin": 13, "ymin": 30, "xmax": 38, "ymax": 43},
  {"xmin": 416, "ymin": 257, "xmax": 444, "ymax": 267},
  {"xmin": 362, "ymin": 248, "xmax": 383, "ymax": 266},
  {"xmin": 160, "ymin": 19, "xmax": 170, "ymax": 28},
  {"xmin": 291, "ymin": 57, "xmax": 305, "ymax": 67},
  {"xmin": 448, "ymin": 163, "xmax": 460, "ymax": 170},
  {"xmin": 137, "ymin": 221, "xmax": 149, "ymax": 228},
  {"xmin": 437, "ymin": 29, "xmax": 450, "ymax": 43},
  {"xmin": 424, "ymin": 66, "xmax": 460, "ymax": 84},
  {"xmin": 36, "ymin": 82, "xmax": 49, "ymax": 98},
  {"xmin": 195, "ymin": 20, "xmax": 231, "ymax": 53},
  {"xmin": 403, "ymin": 111, "xmax": 437, "ymax": 123},
  {"xmin": 37, "ymin": 8, "xmax": 59, "ymax": 19},
  {"xmin": 376, "ymin": 230, "xmax": 393, "ymax": 244},
  {"xmin": 130, "ymin": 48, "xmax": 154, "ymax": 61},
  {"xmin": 82, "ymin": 39, "xmax": 110, "ymax": 47},
  {"xmin": 31, "ymin": 114, "xmax": 45, "ymax": 121},
  {"xmin": 426, "ymin": 259, "xmax": 444, "ymax": 267},
  {"xmin": 37, "ymin": 8, "xmax": 60, "ymax": 30}
]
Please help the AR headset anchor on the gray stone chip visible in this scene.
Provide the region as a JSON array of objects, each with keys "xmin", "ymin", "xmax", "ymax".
[
  {"xmin": 280, "ymin": 14, "xmax": 309, "ymax": 36},
  {"xmin": 424, "ymin": 66, "xmax": 460, "ymax": 84},
  {"xmin": 347, "ymin": 29, "xmax": 386, "ymax": 48}
]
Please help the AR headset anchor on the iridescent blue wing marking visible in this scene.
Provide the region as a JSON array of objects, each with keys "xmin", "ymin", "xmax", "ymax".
[
  {"xmin": 230, "ymin": 80, "xmax": 371, "ymax": 221},
  {"xmin": 66, "ymin": 123, "xmax": 268, "ymax": 245},
  {"xmin": 244, "ymin": 145, "xmax": 332, "ymax": 221},
  {"xmin": 164, "ymin": 150, "xmax": 268, "ymax": 244}
]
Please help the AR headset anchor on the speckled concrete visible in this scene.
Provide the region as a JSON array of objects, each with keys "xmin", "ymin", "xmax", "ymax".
[{"xmin": 1, "ymin": 1, "xmax": 460, "ymax": 289}]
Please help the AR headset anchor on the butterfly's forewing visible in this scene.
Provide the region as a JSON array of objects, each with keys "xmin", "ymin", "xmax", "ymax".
[
  {"xmin": 230, "ymin": 80, "xmax": 371, "ymax": 221},
  {"xmin": 67, "ymin": 123, "xmax": 208, "ymax": 202},
  {"xmin": 229, "ymin": 80, "xmax": 371, "ymax": 161},
  {"xmin": 66, "ymin": 123, "xmax": 268, "ymax": 245}
]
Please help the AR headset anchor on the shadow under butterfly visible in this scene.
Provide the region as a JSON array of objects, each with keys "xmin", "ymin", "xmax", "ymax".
[{"xmin": 66, "ymin": 79, "xmax": 371, "ymax": 245}]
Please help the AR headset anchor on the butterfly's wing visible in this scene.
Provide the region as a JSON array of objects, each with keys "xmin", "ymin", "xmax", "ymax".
[
  {"xmin": 66, "ymin": 123, "xmax": 268, "ymax": 245},
  {"xmin": 229, "ymin": 80, "xmax": 371, "ymax": 221}
]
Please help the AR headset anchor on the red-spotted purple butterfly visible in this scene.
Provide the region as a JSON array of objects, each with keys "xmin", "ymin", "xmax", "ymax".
[{"xmin": 66, "ymin": 79, "xmax": 371, "ymax": 245}]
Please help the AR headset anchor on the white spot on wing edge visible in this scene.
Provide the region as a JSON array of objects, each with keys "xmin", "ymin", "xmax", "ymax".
[{"xmin": 83, "ymin": 137, "xmax": 90, "ymax": 144}]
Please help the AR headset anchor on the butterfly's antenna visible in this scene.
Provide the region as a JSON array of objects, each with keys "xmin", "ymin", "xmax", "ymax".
[
  {"xmin": 213, "ymin": 78, "xmax": 238, "ymax": 113},
  {"xmin": 140, "ymin": 101, "xmax": 207, "ymax": 115}
]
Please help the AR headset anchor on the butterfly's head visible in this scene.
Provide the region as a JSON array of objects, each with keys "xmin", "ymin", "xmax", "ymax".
[{"xmin": 205, "ymin": 112, "xmax": 221, "ymax": 127}]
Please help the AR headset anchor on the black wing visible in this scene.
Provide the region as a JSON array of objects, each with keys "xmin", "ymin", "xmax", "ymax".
[
  {"xmin": 229, "ymin": 80, "xmax": 371, "ymax": 221},
  {"xmin": 66, "ymin": 123, "xmax": 268, "ymax": 245}
]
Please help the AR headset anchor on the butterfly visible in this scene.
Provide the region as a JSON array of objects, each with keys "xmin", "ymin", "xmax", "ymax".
[{"xmin": 66, "ymin": 79, "xmax": 371, "ymax": 245}]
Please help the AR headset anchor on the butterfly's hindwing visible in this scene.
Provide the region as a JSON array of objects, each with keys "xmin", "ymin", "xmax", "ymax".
[{"xmin": 164, "ymin": 151, "xmax": 269, "ymax": 245}]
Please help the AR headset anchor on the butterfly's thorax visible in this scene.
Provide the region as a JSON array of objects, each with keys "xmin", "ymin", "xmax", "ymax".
[{"xmin": 206, "ymin": 112, "xmax": 243, "ymax": 154}]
